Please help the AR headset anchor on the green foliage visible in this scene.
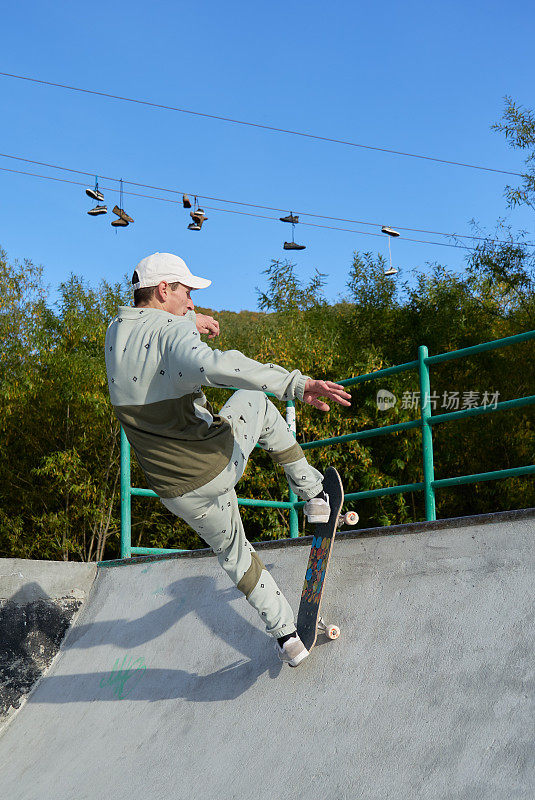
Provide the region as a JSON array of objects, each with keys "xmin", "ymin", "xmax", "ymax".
[
  {"xmin": 0, "ymin": 237, "xmax": 533, "ymax": 562},
  {"xmin": 0, "ymin": 259, "xmax": 131, "ymax": 561},
  {"xmin": 465, "ymin": 230, "xmax": 535, "ymax": 321},
  {"xmin": 492, "ymin": 96, "xmax": 535, "ymax": 209},
  {"xmin": 256, "ymin": 259, "xmax": 327, "ymax": 312}
]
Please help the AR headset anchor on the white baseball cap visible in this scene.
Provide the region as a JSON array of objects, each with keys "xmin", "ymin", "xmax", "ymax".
[{"xmin": 132, "ymin": 253, "xmax": 211, "ymax": 290}]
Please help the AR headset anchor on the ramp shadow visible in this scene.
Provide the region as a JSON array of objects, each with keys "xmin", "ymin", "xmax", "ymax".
[
  {"xmin": 30, "ymin": 571, "xmax": 287, "ymax": 704},
  {"xmin": 31, "ymin": 657, "xmax": 281, "ymax": 705},
  {"xmin": 66, "ymin": 572, "xmax": 284, "ymax": 657}
]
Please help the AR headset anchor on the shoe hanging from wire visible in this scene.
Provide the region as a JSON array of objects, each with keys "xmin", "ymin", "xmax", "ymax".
[
  {"xmin": 188, "ymin": 196, "xmax": 208, "ymax": 230},
  {"xmin": 282, "ymin": 211, "xmax": 306, "ymax": 250},
  {"xmin": 382, "ymin": 225, "xmax": 399, "ymax": 275},
  {"xmin": 86, "ymin": 175, "xmax": 107, "ymax": 216},
  {"xmin": 182, "ymin": 193, "xmax": 192, "ymax": 208},
  {"xmin": 111, "ymin": 179, "xmax": 134, "ymax": 228},
  {"xmin": 280, "ymin": 212, "xmax": 299, "ymax": 224}
]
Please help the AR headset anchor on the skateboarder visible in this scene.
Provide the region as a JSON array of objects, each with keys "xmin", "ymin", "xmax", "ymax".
[{"xmin": 105, "ymin": 252, "xmax": 351, "ymax": 666}]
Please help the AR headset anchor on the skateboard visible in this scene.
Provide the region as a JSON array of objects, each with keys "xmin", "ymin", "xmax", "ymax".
[{"xmin": 295, "ymin": 467, "xmax": 358, "ymax": 654}]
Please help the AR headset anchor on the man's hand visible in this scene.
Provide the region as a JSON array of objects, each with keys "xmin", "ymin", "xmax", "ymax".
[
  {"xmin": 303, "ymin": 379, "xmax": 351, "ymax": 412},
  {"xmin": 195, "ymin": 313, "xmax": 220, "ymax": 339}
]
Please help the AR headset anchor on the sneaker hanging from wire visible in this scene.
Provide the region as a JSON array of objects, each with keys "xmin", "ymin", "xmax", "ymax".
[
  {"xmin": 182, "ymin": 194, "xmax": 192, "ymax": 208},
  {"xmin": 190, "ymin": 204, "xmax": 208, "ymax": 229},
  {"xmin": 381, "ymin": 225, "xmax": 400, "ymax": 237},
  {"xmin": 280, "ymin": 212, "xmax": 299, "ymax": 224},
  {"xmin": 87, "ymin": 205, "xmax": 107, "ymax": 216},
  {"xmin": 188, "ymin": 222, "xmax": 201, "ymax": 231},
  {"xmin": 111, "ymin": 179, "xmax": 134, "ymax": 224},
  {"xmin": 111, "ymin": 218, "xmax": 128, "ymax": 227},
  {"xmin": 190, "ymin": 208, "xmax": 208, "ymax": 223},
  {"xmin": 86, "ymin": 176, "xmax": 104, "ymax": 202},
  {"xmin": 382, "ymin": 225, "xmax": 399, "ymax": 276},
  {"xmin": 112, "ymin": 205, "xmax": 134, "ymax": 224},
  {"xmin": 86, "ymin": 188, "xmax": 104, "ymax": 202},
  {"xmin": 283, "ymin": 218, "xmax": 305, "ymax": 250}
]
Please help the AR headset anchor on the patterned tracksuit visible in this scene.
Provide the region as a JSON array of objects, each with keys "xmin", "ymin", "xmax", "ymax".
[
  {"xmin": 105, "ymin": 306, "xmax": 324, "ymax": 637},
  {"xmin": 162, "ymin": 389, "xmax": 323, "ymax": 636}
]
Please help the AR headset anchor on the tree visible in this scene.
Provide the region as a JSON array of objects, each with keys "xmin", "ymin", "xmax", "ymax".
[
  {"xmin": 492, "ymin": 96, "xmax": 535, "ymax": 210},
  {"xmin": 0, "ymin": 241, "xmax": 533, "ymax": 562},
  {"xmin": 256, "ymin": 259, "xmax": 326, "ymax": 312},
  {"xmin": 465, "ymin": 232, "xmax": 535, "ymax": 323}
]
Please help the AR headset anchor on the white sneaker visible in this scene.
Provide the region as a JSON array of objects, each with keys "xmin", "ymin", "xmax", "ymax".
[
  {"xmin": 276, "ymin": 634, "xmax": 309, "ymax": 667},
  {"xmin": 304, "ymin": 491, "xmax": 330, "ymax": 524}
]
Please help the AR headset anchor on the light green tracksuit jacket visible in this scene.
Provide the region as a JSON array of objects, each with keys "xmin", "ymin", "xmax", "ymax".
[{"xmin": 105, "ymin": 307, "xmax": 308, "ymax": 498}]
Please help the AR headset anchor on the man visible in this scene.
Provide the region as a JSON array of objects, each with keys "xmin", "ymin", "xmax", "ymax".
[{"xmin": 105, "ymin": 252, "xmax": 351, "ymax": 666}]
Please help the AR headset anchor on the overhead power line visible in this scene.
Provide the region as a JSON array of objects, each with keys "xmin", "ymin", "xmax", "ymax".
[
  {"xmin": 1, "ymin": 152, "xmax": 532, "ymax": 249},
  {"xmin": 0, "ymin": 71, "xmax": 526, "ymax": 179},
  {"xmin": 198, "ymin": 205, "xmax": 474, "ymax": 250},
  {"xmin": 4, "ymin": 163, "xmax": 533, "ymax": 254}
]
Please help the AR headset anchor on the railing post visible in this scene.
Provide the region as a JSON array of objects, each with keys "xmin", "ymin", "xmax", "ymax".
[
  {"xmin": 286, "ymin": 400, "xmax": 299, "ymax": 538},
  {"xmin": 120, "ymin": 426, "xmax": 132, "ymax": 558},
  {"xmin": 418, "ymin": 345, "xmax": 436, "ymax": 521}
]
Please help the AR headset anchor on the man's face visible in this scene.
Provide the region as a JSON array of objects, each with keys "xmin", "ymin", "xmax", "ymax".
[{"xmin": 165, "ymin": 282, "xmax": 195, "ymax": 316}]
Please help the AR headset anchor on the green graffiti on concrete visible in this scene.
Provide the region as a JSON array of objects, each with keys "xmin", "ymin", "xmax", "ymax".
[{"xmin": 100, "ymin": 655, "xmax": 147, "ymax": 699}]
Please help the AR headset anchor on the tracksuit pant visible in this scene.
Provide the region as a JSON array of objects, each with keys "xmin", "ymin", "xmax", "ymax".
[{"xmin": 161, "ymin": 390, "xmax": 324, "ymax": 637}]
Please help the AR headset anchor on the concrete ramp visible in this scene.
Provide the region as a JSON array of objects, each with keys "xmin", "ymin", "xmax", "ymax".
[{"xmin": 0, "ymin": 510, "xmax": 533, "ymax": 800}]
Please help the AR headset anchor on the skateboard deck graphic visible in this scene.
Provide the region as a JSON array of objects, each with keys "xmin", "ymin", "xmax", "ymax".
[{"xmin": 296, "ymin": 466, "xmax": 344, "ymax": 652}]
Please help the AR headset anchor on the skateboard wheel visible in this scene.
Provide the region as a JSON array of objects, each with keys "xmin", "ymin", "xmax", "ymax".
[
  {"xmin": 325, "ymin": 625, "xmax": 340, "ymax": 640},
  {"xmin": 344, "ymin": 511, "xmax": 359, "ymax": 526}
]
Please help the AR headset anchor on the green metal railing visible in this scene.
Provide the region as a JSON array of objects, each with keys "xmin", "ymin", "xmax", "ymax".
[{"xmin": 119, "ymin": 329, "xmax": 535, "ymax": 558}]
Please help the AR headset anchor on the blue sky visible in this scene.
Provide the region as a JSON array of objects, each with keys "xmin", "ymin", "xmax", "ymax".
[{"xmin": 1, "ymin": 0, "xmax": 534, "ymax": 312}]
